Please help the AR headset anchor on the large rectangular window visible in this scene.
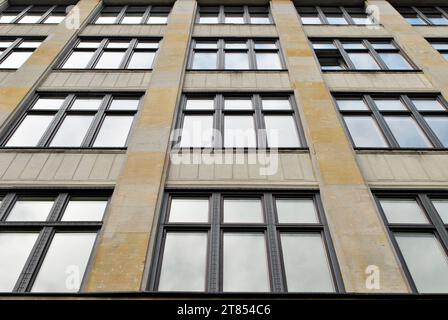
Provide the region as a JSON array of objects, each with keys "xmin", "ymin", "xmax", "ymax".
[
  {"xmin": 312, "ymin": 39, "xmax": 415, "ymax": 71},
  {"xmin": 335, "ymin": 94, "xmax": 448, "ymax": 149},
  {"xmin": 0, "ymin": 5, "xmax": 69, "ymax": 24},
  {"xmin": 0, "ymin": 190, "xmax": 110, "ymax": 293},
  {"xmin": 297, "ymin": 6, "xmax": 377, "ymax": 25},
  {"xmin": 59, "ymin": 38, "xmax": 159, "ymax": 69},
  {"xmin": 0, "ymin": 38, "xmax": 43, "ymax": 69},
  {"xmin": 175, "ymin": 94, "xmax": 304, "ymax": 149},
  {"xmin": 190, "ymin": 39, "xmax": 283, "ymax": 70},
  {"xmin": 197, "ymin": 6, "xmax": 272, "ymax": 24},
  {"xmin": 93, "ymin": 5, "xmax": 171, "ymax": 24},
  {"xmin": 3, "ymin": 93, "xmax": 142, "ymax": 148},
  {"xmin": 395, "ymin": 7, "xmax": 448, "ymax": 26},
  {"xmin": 376, "ymin": 192, "xmax": 448, "ymax": 293},
  {"xmin": 150, "ymin": 191, "xmax": 342, "ymax": 293}
]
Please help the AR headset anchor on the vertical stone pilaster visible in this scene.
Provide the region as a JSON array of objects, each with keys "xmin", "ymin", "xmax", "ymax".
[
  {"xmin": 84, "ymin": 0, "xmax": 197, "ymax": 292},
  {"xmin": 271, "ymin": 0, "xmax": 410, "ymax": 293}
]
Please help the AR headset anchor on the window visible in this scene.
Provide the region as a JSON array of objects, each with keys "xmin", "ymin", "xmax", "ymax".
[
  {"xmin": 336, "ymin": 94, "xmax": 448, "ymax": 149},
  {"xmin": 3, "ymin": 93, "xmax": 142, "ymax": 148},
  {"xmin": 429, "ymin": 40, "xmax": 448, "ymax": 60},
  {"xmin": 190, "ymin": 39, "xmax": 283, "ymax": 70},
  {"xmin": 93, "ymin": 5, "xmax": 171, "ymax": 24},
  {"xmin": 297, "ymin": 6, "xmax": 376, "ymax": 25},
  {"xmin": 0, "ymin": 190, "xmax": 110, "ymax": 293},
  {"xmin": 176, "ymin": 94, "xmax": 304, "ymax": 149},
  {"xmin": 376, "ymin": 192, "xmax": 448, "ymax": 293},
  {"xmin": 60, "ymin": 38, "xmax": 159, "ymax": 69},
  {"xmin": 197, "ymin": 6, "xmax": 272, "ymax": 24},
  {"xmin": 0, "ymin": 5, "xmax": 69, "ymax": 24},
  {"xmin": 150, "ymin": 191, "xmax": 342, "ymax": 293},
  {"xmin": 0, "ymin": 38, "xmax": 43, "ymax": 69},
  {"xmin": 395, "ymin": 7, "xmax": 448, "ymax": 26},
  {"xmin": 312, "ymin": 39, "xmax": 414, "ymax": 71}
]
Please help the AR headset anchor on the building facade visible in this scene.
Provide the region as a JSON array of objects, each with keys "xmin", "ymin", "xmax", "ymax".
[{"xmin": 0, "ymin": 0, "xmax": 447, "ymax": 296}]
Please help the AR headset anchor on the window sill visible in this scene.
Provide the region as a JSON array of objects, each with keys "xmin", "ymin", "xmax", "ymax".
[
  {"xmin": 195, "ymin": 23, "xmax": 274, "ymax": 26},
  {"xmin": 0, "ymin": 148, "xmax": 127, "ymax": 154},
  {"xmin": 53, "ymin": 68, "xmax": 153, "ymax": 72},
  {"xmin": 322, "ymin": 69, "xmax": 423, "ymax": 73},
  {"xmin": 172, "ymin": 148, "xmax": 309, "ymax": 152},
  {"xmin": 89, "ymin": 23, "xmax": 168, "ymax": 26},
  {"xmin": 186, "ymin": 69, "xmax": 288, "ymax": 72},
  {"xmin": 355, "ymin": 148, "xmax": 448, "ymax": 154}
]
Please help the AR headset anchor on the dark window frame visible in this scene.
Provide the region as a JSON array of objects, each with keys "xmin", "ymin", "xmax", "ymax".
[
  {"xmin": 0, "ymin": 36, "xmax": 45, "ymax": 70},
  {"xmin": 173, "ymin": 93, "xmax": 307, "ymax": 150},
  {"xmin": 0, "ymin": 189, "xmax": 112, "ymax": 293},
  {"xmin": 296, "ymin": 6, "xmax": 377, "ymax": 26},
  {"xmin": 0, "ymin": 4, "xmax": 70, "ymax": 24},
  {"xmin": 0, "ymin": 92, "xmax": 144, "ymax": 149},
  {"xmin": 334, "ymin": 93, "xmax": 448, "ymax": 150},
  {"xmin": 374, "ymin": 190, "xmax": 448, "ymax": 293},
  {"xmin": 427, "ymin": 38, "xmax": 448, "ymax": 60},
  {"xmin": 148, "ymin": 189, "xmax": 344, "ymax": 293},
  {"xmin": 395, "ymin": 6, "xmax": 448, "ymax": 26},
  {"xmin": 312, "ymin": 38, "xmax": 418, "ymax": 71},
  {"xmin": 92, "ymin": 5, "xmax": 171, "ymax": 25},
  {"xmin": 196, "ymin": 5, "xmax": 273, "ymax": 25},
  {"xmin": 57, "ymin": 37, "xmax": 161, "ymax": 70},
  {"xmin": 188, "ymin": 38, "xmax": 286, "ymax": 71}
]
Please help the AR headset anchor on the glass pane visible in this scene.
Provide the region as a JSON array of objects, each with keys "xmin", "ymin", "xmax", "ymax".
[
  {"xmin": 95, "ymin": 15, "xmax": 117, "ymax": 24},
  {"xmin": 198, "ymin": 15, "xmax": 219, "ymax": 24},
  {"xmin": 127, "ymin": 52, "xmax": 155, "ymax": 69},
  {"xmin": 192, "ymin": 52, "xmax": 217, "ymax": 69},
  {"xmin": 223, "ymin": 199, "xmax": 263, "ymax": 223},
  {"xmin": 254, "ymin": 43, "xmax": 277, "ymax": 50},
  {"xmin": 385, "ymin": 116, "xmax": 432, "ymax": 148},
  {"xmin": 0, "ymin": 51, "xmax": 33, "ymax": 68},
  {"xmin": 348, "ymin": 53, "xmax": 380, "ymax": 70},
  {"xmin": 380, "ymin": 53, "xmax": 413, "ymax": 70},
  {"xmin": 344, "ymin": 116, "xmax": 388, "ymax": 148},
  {"xmin": 251, "ymin": 16, "xmax": 270, "ymax": 24},
  {"xmin": 147, "ymin": 16, "xmax": 168, "ymax": 24},
  {"xmin": 396, "ymin": 233, "xmax": 448, "ymax": 293},
  {"xmin": 109, "ymin": 99, "xmax": 140, "ymax": 110},
  {"xmin": 158, "ymin": 232, "xmax": 207, "ymax": 291},
  {"xmin": 44, "ymin": 15, "xmax": 65, "ymax": 24},
  {"xmin": 106, "ymin": 41, "xmax": 130, "ymax": 49},
  {"xmin": 225, "ymin": 16, "xmax": 244, "ymax": 24},
  {"xmin": 19, "ymin": 41, "xmax": 41, "ymax": 48},
  {"xmin": 121, "ymin": 15, "xmax": 143, "ymax": 24},
  {"xmin": 77, "ymin": 42, "xmax": 101, "ymax": 48},
  {"xmin": 223, "ymin": 233, "xmax": 270, "ymax": 292},
  {"xmin": 168, "ymin": 198, "xmax": 209, "ymax": 223},
  {"xmin": 195, "ymin": 42, "xmax": 218, "ymax": 49},
  {"xmin": 265, "ymin": 115, "xmax": 301, "ymax": 148},
  {"xmin": 432, "ymin": 43, "xmax": 448, "ymax": 50},
  {"xmin": 281, "ymin": 233, "xmax": 334, "ymax": 292},
  {"xmin": 93, "ymin": 116, "xmax": 134, "ymax": 147},
  {"xmin": 136, "ymin": 42, "xmax": 158, "ymax": 49},
  {"xmin": 406, "ymin": 17, "xmax": 426, "ymax": 25},
  {"xmin": 276, "ymin": 199, "xmax": 318, "ymax": 223},
  {"xmin": 312, "ymin": 42, "xmax": 336, "ymax": 50},
  {"xmin": 425, "ymin": 117, "xmax": 448, "ymax": 147},
  {"xmin": 31, "ymin": 233, "xmax": 97, "ymax": 292},
  {"xmin": 432, "ymin": 200, "xmax": 448, "ymax": 224},
  {"xmin": 379, "ymin": 199, "xmax": 429, "ymax": 224},
  {"xmin": 301, "ymin": 16, "xmax": 321, "ymax": 24},
  {"xmin": 61, "ymin": 200, "xmax": 107, "ymax": 221},
  {"xmin": 430, "ymin": 17, "xmax": 448, "ymax": 25},
  {"xmin": 7, "ymin": 199, "xmax": 54, "ymax": 221},
  {"xmin": 371, "ymin": 42, "xmax": 396, "ymax": 50},
  {"xmin": 412, "ymin": 99, "xmax": 445, "ymax": 111},
  {"xmin": 353, "ymin": 17, "xmax": 374, "ymax": 25},
  {"xmin": 0, "ymin": 233, "xmax": 39, "ymax": 292},
  {"xmin": 256, "ymin": 53, "xmax": 282, "ymax": 69},
  {"xmin": 50, "ymin": 115, "xmax": 94, "ymax": 147},
  {"xmin": 327, "ymin": 16, "xmax": 348, "ymax": 24},
  {"xmin": 262, "ymin": 99, "xmax": 291, "ymax": 110},
  {"xmin": 225, "ymin": 42, "xmax": 247, "ymax": 49},
  {"xmin": 342, "ymin": 42, "xmax": 365, "ymax": 50},
  {"xmin": 6, "ymin": 115, "xmax": 54, "ymax": 147},
  {"xmin": 224, "ymin": 99, "xmax": 252, "ymax": 110},
  {"xmin": 32, "ymin": 98, "xmax": 65, "ymax": 110},
  {"xmin": 185, "ymin": 99, "xmax": 214, "ymax": 110},
  {"xmin": 18, "ymin": 15, "xmax": 42, "ymax": 23},
  {"xmin": 225, "ymin": 53, "xmax": 249, "ymax": 69},
  {"xmin": 71, "ymin": 98, "xmax": 102, "ymax": 110},
  {"xmin": 224, "ymin": 116, "xmax": 256, "ymax": 148},
  {"xmin": 0, "ymin": 15, "xmax": 17, "ymax": 23},
  {"xmin": 0, "ymin": 41, "xmax": 14, "ymax": 48},
  {"xmin": 180, "ymin": 115, "xmax": 214, "ymax": 148},
  {"xmin": 94, "ymin": 51, "xmax": 125, "ymax": 69},
  {"xmin": 62, "ymin": 51, "xmax": 95, "ymax": 68},
  {"xmin": 374, "ymin": 99, "xmax": 407, "ymax": 111},
  {"xmin": 336, "ymin": 99, "xmax": 368, "ymax": 111}
]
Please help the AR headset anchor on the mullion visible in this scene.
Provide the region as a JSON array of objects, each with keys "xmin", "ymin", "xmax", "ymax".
[
  {"xmin": 208, "ymin": 192, "xmax": 220, "ymax": 292},
  {"xmin": 364, "ymin": 40, "xmax": 389, "ymax": 70},
  {"xmin": 120, "ymin": 39, "xmax": 137, "ymax": 69},
  {"xmin": 365, "ymin": 95, "xmax": 399, "ymax": 148},
  {"xmin": 0, "ymin": 38, "xmax": 22, "ymax": 64},
  {"xmin": 115, "ymin": 5, "xmax": 128, "ymax": 24},
  {"xmin": 334, "ymin": 40, "xmax": 354, "ymax": 70},
  {"xmin": 10, "ymin": 5, "xmax": 32, "ymax": 24},
  {"xmin": 435, "ymin": 7, "xmax": 448, "ymax": 20},
  {"xmin": 413, "ymin": 7, "xmax": 433, "ymax": 25},
  {"xmin": 340, "ymin": 6, "xmax": 355, "ymax": 25},
  {"xmin": 142, "ymin": 6, "xmax": 152, "ymax": 24},
  {"xmin": 243, "ymin": 6, "xmax": 250, "ymax": 24},
  {"xmin": 316, "ymin": 6, "xmax": 328, "ymax": 24},
  {"xmin": 86, "ymin": 39, "xmax": 108, "ymax": 69},
  {"xmin": 218, "ymin": 39, "xmax": 225, "ymax": 69},
  {"xmin": 36, "ymin": 5, "xmax": 56, "ymax": 24},
  {"xmin": 419, "ymin": 195, "xmax": 448, "ymax": 253},
  {"xmin": 214, "ymin": 94, "xmax": 223, "ymax": 149},
  {"xmin": 83, "ymin": 94, "xmax": 110, "ymax": 147},
  {"xmin": 218, "ymin": 6, "xmax": 225, "ymax": 24},
  {"xmin": 0, "ymin": 193, "xmax": 16, "ymax": 221},
  {"xmin": 254, "ymin": 94, "xmax": 267, "ymax": 149}
]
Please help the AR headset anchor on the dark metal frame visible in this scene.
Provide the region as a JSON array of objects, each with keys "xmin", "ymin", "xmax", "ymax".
[
  {"xmin": 395, "ymin": 6, "xmax": 448, "ymax": 26},
  {"xmin": 333, "ymin": 93, "xmax": 448, "ymax": 150},
  {"xmin": 0, "ymin": 37, "xmax": 45, "ymax": 70},
  {"xmin": 196, "ymin": 5, "xmax": 273, "ymax": 25},
  {"xmin": 296, "ymin": 6, "xmax": 377, "ymax": 25},
  {"xmin": 57, "ymin": 37, "xmax": 161, "ymax": 70},
  {"xmin": 0, "ymin": 189, "xmax": 112, "ymax": 293},
  {"xmin": 148, "ymin": 190, "xmax": 344, "ymax": 293},
  {"xmin": 173, "ymin": 93, "xmax": 307, "ymax": 150},
  {"xmin": 374, "ymin": 190, "xmax": 448, "ymax": 293},
  {"xmin": 428, "ymin": 38, "xmax": 448, "ymax": 60},
  {"xmin": 0, "ymin": 92, "xmax": 144, "ymax": 149},
  {"xmin": 0, "ymin": 4, "xmax": 69, "ymax": 24},
  {"xmin": 188, "ymin": 38, "xmax": 286, "ymax": 71},
  {"xmin": 312, "ymin": 38, "xmax": 418, "ymax": 71},
  {"xmin": 92, "ymin": 4, "xmax": 171, "ymax": 25}
]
